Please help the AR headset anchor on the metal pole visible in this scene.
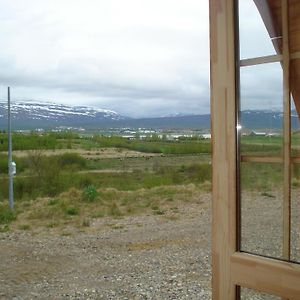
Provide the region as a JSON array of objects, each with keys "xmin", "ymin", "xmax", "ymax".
[{"xmin": 8, "ymin": 87, "xmax": 14, "ymax": 210}]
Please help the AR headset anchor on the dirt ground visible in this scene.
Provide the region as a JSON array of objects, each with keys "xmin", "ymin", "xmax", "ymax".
[
  {"xmin": 1, "ymin": 189, "xmax": 298, "ymax": 299},
  {"xmin": 3, "ymin": 148, "xmax": 164, "ymax": 159},
  {"xmin": 0, "ymin": 195, "xmax": 212, "ymax": 300}
]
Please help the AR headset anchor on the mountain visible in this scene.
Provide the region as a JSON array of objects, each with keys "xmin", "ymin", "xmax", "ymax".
[
  {"xmin": 0, "ymin": 101, "xmax": 210, "ymax": 130},
  {"xmin": 0, "ymin": 101, "xmax": 126, "ymax": 129},
  {"xmin": 0, "ymin": 101, "xmax": 299, "ymax": 130},
  {"xmin": 117, "ymin": 114, "xmax": 210, "ymax": 129},
  {"xmin": 240, "ymin": 110, "xmax": 300, "ymax": 129}
]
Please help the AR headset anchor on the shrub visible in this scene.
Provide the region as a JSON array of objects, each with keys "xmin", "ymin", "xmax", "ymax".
[
  {"xmin": 78, "ymin": 176, "xmax": 93, "ymax": 188},
  {"xmin": 25, "ymin": 152, "xmax": 62, "ymax": 197},
  {"xmin": 0, "ymin": 206, "xmax": 16, "ymax": 224},
  {"xmin": 82, "ymin": 185, "xmax": 98, "ymax": 202},
  {"xmin": 0, "ymin": 224, "xmax": 10, "ymax": 232},
  {"xmin": 48, "ymin": 198, "xmax": 60, "ymax": 206},
  {"xmin": 40, "ymin": 157, "xmax": 62, "ymax": 196},
  {"xmin": 58, "ymin": 153, "xmax": 86, "ymax": 170},
  {"xmin": 65, "ymin": 207, "xmax": 79, "ymax": 216}
]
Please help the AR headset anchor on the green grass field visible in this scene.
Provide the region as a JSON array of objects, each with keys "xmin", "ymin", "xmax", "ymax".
[
  {"xmin": 0, "ymin": 132, "xmax": 299, "ymax": 231},
  {"xmin": 0, "ymin": 132, "xmax": 212, "ymax": 230}
]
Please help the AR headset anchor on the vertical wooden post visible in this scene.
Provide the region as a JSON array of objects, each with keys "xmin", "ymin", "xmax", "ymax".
[
  {"xmin": 282, "ymin": 0, "xmax": 291, "ymax": 261},
  {"xmin": 210, "ymin": 0, "xmax": 237, "ymax": 299}
]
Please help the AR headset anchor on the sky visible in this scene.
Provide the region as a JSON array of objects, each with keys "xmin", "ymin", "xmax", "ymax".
[{"xmin": 0, "ymin": 0, "xmax": 282, "ymax": 118}]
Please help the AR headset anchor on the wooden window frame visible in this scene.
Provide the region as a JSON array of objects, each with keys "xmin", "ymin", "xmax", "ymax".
[
  {"xmin": 240, "ymin": 54, "xmax": 282, "ymax": 67},
  {"xmin": 210, "ymin": 0, "xmax": 300, "ymax": 299}
]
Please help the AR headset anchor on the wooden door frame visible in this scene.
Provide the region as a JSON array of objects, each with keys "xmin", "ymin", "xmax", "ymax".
[{"xmin": 210, "ymin": 0, "xmax": 300, "ymax": 299}]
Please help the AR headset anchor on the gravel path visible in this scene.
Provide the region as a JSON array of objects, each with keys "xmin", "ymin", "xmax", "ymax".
[
  {"xmin": 0, "ymin": 194, "xmax": 211, "ymax": 300},
  {"xmin": 1, "ymin": 189, "xmax": 298, "ymax": 299}
]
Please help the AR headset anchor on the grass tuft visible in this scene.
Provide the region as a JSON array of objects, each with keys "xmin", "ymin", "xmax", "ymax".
[
  {"xmin": 0, "ymin": 206, "xmax": 16, "ymax": 224},
  {"xmin": 65, "ymin": 207, "xmax": 79, "ymax": 216},
  {"xmin": 82, "ymin": 185, "xmax": 98, "ymax": 202}
]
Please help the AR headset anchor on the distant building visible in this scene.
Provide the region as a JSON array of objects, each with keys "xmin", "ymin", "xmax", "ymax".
[
  {"xmin": 202, "ymin": 134, "xmax": 212, "ymax": 139},
  {"xmin": 121, "ymin": 135, "xmax": 135, "ymax": 140},
  {"xmin": 250, "ymin": 131, "xmax": 266, "ymax": 136}
]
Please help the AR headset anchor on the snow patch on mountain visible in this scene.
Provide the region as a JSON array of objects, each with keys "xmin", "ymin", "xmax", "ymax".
[{"xmin": 0, "ymin": 101, "xmax": 123, "ymax": 121}]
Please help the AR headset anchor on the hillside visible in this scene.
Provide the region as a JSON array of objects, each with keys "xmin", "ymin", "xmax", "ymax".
[{"xmin": 0, "ymin": 101, "xmax": 299, "ymax": 130}]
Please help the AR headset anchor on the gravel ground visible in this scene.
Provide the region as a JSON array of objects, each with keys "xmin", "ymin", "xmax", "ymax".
[
  {"xmin": 0, "ymin": 194, "xmax": 211, "ymax": 300},
  {"xmin": 242, "ymin": 188, "xmax": 300, "ymax": 262},
  {"xmin": 1, "ymin": 189, "xmax": 299, "ymax": 300}
]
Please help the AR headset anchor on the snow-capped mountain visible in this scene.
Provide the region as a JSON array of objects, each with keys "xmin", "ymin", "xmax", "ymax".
[
  {"xmin": 0, "ymin": 101, "xmax": 126, "ymax": 129},
  {"xmin": 0, "ymin": 101, "xmax": 299, "ymax": 130},
  {"xmin": 240, "ymin": 109, "xmax": 300, "ymax": 129}
]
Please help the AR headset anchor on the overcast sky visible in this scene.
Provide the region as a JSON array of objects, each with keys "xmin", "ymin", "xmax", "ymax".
[{"xmin": 0, "ymin": 0, "xmax": 282, "ymax": 117}]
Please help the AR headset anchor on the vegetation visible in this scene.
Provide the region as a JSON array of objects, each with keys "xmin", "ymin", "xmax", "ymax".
[
  {"xmin": 0, "ymin": 132, "xmax": 60, "ymax": 151},
  {"xmin": 241, "ymin": 135, "xmax": 282, "ymax": 155},
  {"xmin": 10, "ymin": 184, "xmax": 206, "ymax": 229},
  {"xmin": 0, "ymin": 162, "xmax": 211, "ymax": 201},
  {"xmin": 0, "ymin": 131, "xmax": 297, "ymax": 231},
  {"xmin": 0, "ymin": 205, "xmax": 16, "ymax": 224},
  {"xmin": 82, "ymin": 185, "xmax": 98, "ymax": 202},
  {"xmin": 0, "ymin": 132, "xmax": 211, "ymax": 154},
  {"xmin": 91, "ymin": 135, "xmax": 211, "ymax": 154},
  {"xmin": 241, "ymin": 162, "xmax": 283, "ymax": 190}
]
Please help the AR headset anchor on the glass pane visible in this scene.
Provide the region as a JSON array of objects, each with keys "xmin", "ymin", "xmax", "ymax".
[
  {"xmin": 240, "ymin": 162, "xmax": 283, "ymax": 258},
  {"xmin": 239, "ymin": 0, "xmax": 282, "ymax": 60},
  {"xmin": 240, "ymin": 63, "xmax": 283, "ymax": 156},
  {"xmin": 291, "ymin": 58, "xmax": 300, "ymax": 124},
  {"xmin": 291, "ymin": 91, "xmax": 300, "ymax": 262},
  {"xmin": 239, "ymin": 62, "xmax": 284, "ymax": 259},
  {"xmin": 291, "ymin": 163, "xmax": 300, "ymax": 262},
  {"xmin": 241, "ymin": 287, "xmax": 281, "ymax": 299},
  {"xmin": 290, "ymin": 0, "xmax": 300, "ymax": 262}
]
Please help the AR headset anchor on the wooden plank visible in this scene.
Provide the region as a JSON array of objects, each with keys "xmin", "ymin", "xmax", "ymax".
[
  {"xmin": 210, "ymin": 0, "xmax": 237, "ymax": 299},
  {"xmin": 241, "ymin": 155, "xmax": 300, "ymax": 164},
  {"xmin": 240, "ymin": 54, "xmax": 282, "ymax": 67},
  {"xmin": 231, "ymin": 253, "xmax": 300, "ymax": 299},
  {"xmin": 241, "ymin": 155, "xmax": 282, "ymax": 163},
  {"xmin": 290, "ymin": 51, "xmax": 300, "ymax": 60},
  {"xmin": 282, "ymin": 0, "xmax": 291, "ymax": 262},
  {"xmin": 254, "ymin": 0, "xmax": 283, "ymax": 54}
]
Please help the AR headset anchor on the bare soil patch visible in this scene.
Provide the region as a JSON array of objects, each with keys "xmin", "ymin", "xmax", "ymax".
[
  {"xmin": 0, "ymin": 195, "xmax": 211, "ymax": 300},
  {"xmin": 3, "ymin": 148, "xmax": 164, "ymax": 159}
]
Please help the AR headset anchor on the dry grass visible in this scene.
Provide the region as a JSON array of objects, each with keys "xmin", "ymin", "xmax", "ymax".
[
  {"xmin": 2, "ymin": 148, "xmax": 162, "ymax": 159},
  {"xmin": 10, "ymin": 183, "xmax": 205, "ymax": 232}
]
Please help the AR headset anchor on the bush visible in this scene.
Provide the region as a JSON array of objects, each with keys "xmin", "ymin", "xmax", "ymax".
[
  {"xmin": 40, "ymin": 157, "xmax": 62, "ymax": 196},
  {"xmin": 82, "ymin": 185, "xmax": 98, "ymax": 202},
  {"xmin": 65, "ymin": 207, "xmax": 79, "ymax": 216},
  {"xmin": 0, "ymin": 133, "xmax": 58, "ymax": 151},
  {"xmin": 48, "ymin": 198, "xmax": 60, "ymax": 206},
  {"xmin": 58, "ymin": 153, "xmax": 86, "ymax": 170},
  {"xmin": 0, "ymin": 206, "xmax": 16, "ymax": 224}
]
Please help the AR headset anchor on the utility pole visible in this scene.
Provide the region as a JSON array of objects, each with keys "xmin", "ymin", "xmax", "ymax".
[{"xmin": 8, "ymin": 87, "xmax": 14, "ymax": 210}]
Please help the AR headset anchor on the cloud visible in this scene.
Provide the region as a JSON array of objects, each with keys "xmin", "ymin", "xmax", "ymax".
[
  {"xmin": 239, "ymin": 0, "xmax": 277, "ymax": 59},
  {"xmin": 0, "ymin": 0, "xmax": 281, "ymax": 118},
  {"xmin": 0, "ymin": 0, "xmax": 209, "ymax": 117}
]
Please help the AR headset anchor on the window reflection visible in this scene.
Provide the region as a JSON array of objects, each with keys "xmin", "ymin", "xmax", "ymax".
[
  {"xmin": 241, "ymin": 287, "xmax": 281, "ymax": 300},
  {"xmin": 239, "ymin": 0, "xmax": 281, "ymax": 59}
]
